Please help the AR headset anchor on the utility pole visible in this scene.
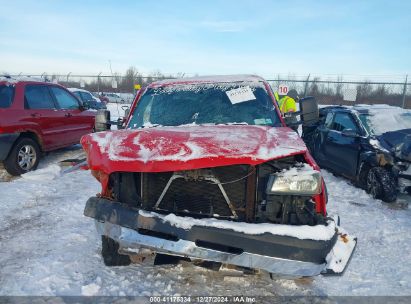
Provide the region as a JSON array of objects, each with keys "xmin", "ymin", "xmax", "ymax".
[
  {"xmin": 66, "ymin": 72, "xmax": 71, "ymax": 84},
  {"xmin": 97, "ymin": 72, "xmax": 102, "ymax": 93},
  {"xmin": 402, "ymin": 75, "xmax": 408, "ymax": 109},
  {"xmin": 108, "ymin": 60, "xmax": 113, "ymax": 75},
  {"xmin": 303, "ymin": 74, "xmax": 311, "ymax": 97}
]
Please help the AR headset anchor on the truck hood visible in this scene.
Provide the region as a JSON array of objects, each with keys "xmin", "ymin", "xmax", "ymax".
[{"xmin": 81, "ymin": 125, "xmax": 308, "ymax": 173}]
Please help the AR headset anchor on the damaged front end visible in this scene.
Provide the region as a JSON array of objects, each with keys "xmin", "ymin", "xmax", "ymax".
[
  {"xmin": 393, "ymin": 134, "xmax": 411, "ymax": 193},
  {"xmin": 84, "ymin": 156, "xmax": 356, "ymax": 277},
  {"xmin": 376, "ymin": 131, "xmax": 411, "ymax": 194}
]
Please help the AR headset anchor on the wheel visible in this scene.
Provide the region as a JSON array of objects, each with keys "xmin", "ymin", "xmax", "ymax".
[
  {"xmin": 101, "ymin": 236, "xmax": 131, "ymax": 266},
  {"xmin": 366, "ymin": 167, "xmax": 397, "ymax": 203},
  {"xmin": 3, "ymin": 137, "xmax": 41, "ymax": 176},
  {"xmin": 357, "ymin": 163, "xmax": 371, "ymax": 190}
]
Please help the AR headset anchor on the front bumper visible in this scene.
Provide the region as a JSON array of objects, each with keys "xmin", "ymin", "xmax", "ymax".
[
  {"xmin": 0, "ymin": 133, "xmax": 19, "ymax": 161},
  {"xmin": 85, "ymin": 197, "xmax": 356, "ymax": 277}
]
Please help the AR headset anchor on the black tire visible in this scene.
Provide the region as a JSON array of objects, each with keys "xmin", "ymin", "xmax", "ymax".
[
  {"xmin": 3, "ymin": 137, "xmax": 41, "ymax": 176},
  {"xmin": 101, "ymin": 236, "xmax": 131, "ymax": 266},
  {"xmin": 357, "ymin": 163, "xmax": 371, "ymax": 190},
  {"xmin": 366, "ymin": 167, "xmax": 397, "ymax": 203}
]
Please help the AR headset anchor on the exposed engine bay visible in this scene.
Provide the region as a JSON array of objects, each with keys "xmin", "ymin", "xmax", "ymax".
[{"xmin": 106, "ymin": 155, "xmax": 326, "ymax": 226}]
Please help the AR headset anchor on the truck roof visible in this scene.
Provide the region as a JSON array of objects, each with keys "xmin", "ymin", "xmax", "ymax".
[
  {"xmin": 0, "ymin": 75, "xmax": 49, "ymax": 85},
  {"xmin": 321, "ymin": 105, "xmax": 370, "ymax": 115},
  {"xmin": 149, "ymin": 74, "xmax": 266, "ymax": 87}
]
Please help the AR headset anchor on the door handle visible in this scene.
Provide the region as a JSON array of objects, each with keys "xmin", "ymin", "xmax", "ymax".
[
  {"xmin": 65, "ymin": 113, "xmax": 72, "ymax": 117},
  {"xmin": 30, "ymin": 113, "xmax": 40, "ymax": 117}
]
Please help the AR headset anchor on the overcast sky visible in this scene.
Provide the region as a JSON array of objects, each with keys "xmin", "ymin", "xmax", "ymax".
[{"xmin": 0, "ymin": 0, "xmax": 410, "ymax": 78}]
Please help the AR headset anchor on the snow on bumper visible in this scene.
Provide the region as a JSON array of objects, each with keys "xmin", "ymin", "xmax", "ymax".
[
  {"xmin": 324, "ymin": 233, "xmax": 357, "ymax": 275},
  {"xmin": 85, "ymin": 197, "xmax": 356, "ymax": 277}
]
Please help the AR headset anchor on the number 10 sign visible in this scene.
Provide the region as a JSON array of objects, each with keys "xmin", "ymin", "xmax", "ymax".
[{"xmin": 278, "ymin": 84, "xmax": 289, "ymax": 95}]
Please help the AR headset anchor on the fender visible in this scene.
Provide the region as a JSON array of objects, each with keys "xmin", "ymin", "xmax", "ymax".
[
  {"xmin": 357, "ymin": 150, "xmax": 396, "ymax": 185},
  {"xmin": 0, "ymin": 133, "xmax": 20, "ymax": 160},
  {"xmin": 359, "ymin": 151, "xmax": 379, "ymax": 170},
  {"xmin": 13, "ymin": 127, "xmax": 44, "ymax": 149}
]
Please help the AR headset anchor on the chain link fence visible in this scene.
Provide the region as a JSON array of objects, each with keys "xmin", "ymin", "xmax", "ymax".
[
  {"xmin": 7, "ymin": 73, "xmax": 170, "ymax": 94},
  {"xmin": 267, "ymin": 76, "xmax": 410, "ymax": 108},
  {"xmin": 6, "ymin": 73, "xmax": 411, "ymax": 108}
]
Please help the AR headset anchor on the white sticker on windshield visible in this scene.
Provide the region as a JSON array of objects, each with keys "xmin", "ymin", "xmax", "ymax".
[
  {"xmin": 226, "ymin": 86, "xmax": 256, "ymax": 104},
  {"xmin": 254, "ymin": 118, "xmax": 273, "ymax": 125}
]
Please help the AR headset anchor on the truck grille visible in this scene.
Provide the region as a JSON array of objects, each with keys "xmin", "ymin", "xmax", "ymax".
[
  {"xmin": 141, "ymin": 165, "xmax": 250, "ymax": 219},
  {"xmin": 159, "ymin": 178, "xmax": 231, "ymax": 216}
]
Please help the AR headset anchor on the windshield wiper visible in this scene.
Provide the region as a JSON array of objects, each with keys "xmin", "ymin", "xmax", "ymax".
[
  {"xmin": 219, "ymin": 122, "xmax": 249, "ymax": 125},
  {"xmin": 142, "ymin": 123, "xmax": 162, "ymax": 128}
]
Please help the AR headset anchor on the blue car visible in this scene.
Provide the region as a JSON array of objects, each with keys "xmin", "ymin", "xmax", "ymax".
[
  {"xmin": 68, "ymin": 88, "xmax": 107, "ymax": 110},
  {"xmin": 302, "ymin": 105, "xmax": 411, "ymax": 202}
]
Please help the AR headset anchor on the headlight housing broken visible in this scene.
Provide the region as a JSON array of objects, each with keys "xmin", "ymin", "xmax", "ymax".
[{"xmin": 266, "ymin": 171, "xmax": 322, "ymax": 196}]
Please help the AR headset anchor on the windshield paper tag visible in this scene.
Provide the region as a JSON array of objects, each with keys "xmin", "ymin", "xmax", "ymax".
[
  {"xmin": 254, "ymin": 118, "xmax": 272, "ymax": 125},
  {"xmin": 226, "ymin": 86, "xmax": 256, "ymax": 104}
]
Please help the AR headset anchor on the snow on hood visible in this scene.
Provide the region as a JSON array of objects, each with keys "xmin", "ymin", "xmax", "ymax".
[
  {"xmin": 355, "ymin": 104, "xmax": 411, "ymax": 135},
  {"xmin": 81, "ymin": 125, "xmax": 307, "ymax": 173}
]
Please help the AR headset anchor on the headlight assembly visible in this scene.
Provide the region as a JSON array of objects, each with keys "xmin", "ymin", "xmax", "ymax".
[{"xmin": 266, "ymin": 169, "xmax": 321, "ymax": 196}]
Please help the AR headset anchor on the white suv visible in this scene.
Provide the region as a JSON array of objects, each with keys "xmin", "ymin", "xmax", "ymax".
[{"xmin": 102, "ymin": 92, "xmax": 124, "ymax": 103}]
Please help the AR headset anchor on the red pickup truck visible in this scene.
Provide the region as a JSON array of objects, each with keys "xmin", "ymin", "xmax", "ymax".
[
  {"xmin": 0, "ymin": 77, "xmax": 96, "ymax": 175},
  {"xmin": 82, "ymin": 75, "xmax": 356, "ymax": 277}
]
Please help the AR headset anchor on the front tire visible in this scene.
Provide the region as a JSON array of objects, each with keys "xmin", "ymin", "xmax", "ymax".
[
  {"xmin": 366, "ymin": 167, "xmax": 397, "ymax": 203},
  {"xmin": 3, "ymin": 137, "xmax": 41, "ymax": 176},
  {"xmin": 101, "ymin": 236, "xmax": 131, "ymax": 266}
]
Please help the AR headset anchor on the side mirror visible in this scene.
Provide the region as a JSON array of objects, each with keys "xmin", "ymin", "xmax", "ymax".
[
  {"xmin": 341, "ymin": 129, "xmax": 359, "ymax": 137},
  {"xmin": 95, "ymin": 109, "xmax": 111, "ymax": 132},
  {"xmin": 81, "ymin": 101, "xmax": 90, "ymax": 111},
  {"xmin": 121, "ymin": 105, "xmax": 130, "ymax": 118},
  {"xmin": 117, "ymin": 118, "xmax": 125, "ymax": 129},
  {"xmin": 299, "ymin": 97, "xmax": 319, "ymax": 126},
  {"xmin": 283, "ymin": 114, "xmax": 299, "ymax": 131},
  {"xmin": 79, "ymin": 101, "xmax": 90, "ymax": 111}
]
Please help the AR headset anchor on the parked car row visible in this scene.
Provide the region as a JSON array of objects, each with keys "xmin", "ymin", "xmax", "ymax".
[{"xmin": 0, "ymin": 76, "xmax": 96, "ymax": 175}]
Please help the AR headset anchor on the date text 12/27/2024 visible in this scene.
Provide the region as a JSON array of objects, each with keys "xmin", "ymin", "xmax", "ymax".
[{"xmin": 149, "ymin": 296, "xmax": 257, "ymax": 303}]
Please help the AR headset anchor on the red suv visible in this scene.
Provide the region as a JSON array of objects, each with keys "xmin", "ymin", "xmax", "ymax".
[{"xmin": 0, "ymin": 77, "xmax": 96, "ymax": 175}]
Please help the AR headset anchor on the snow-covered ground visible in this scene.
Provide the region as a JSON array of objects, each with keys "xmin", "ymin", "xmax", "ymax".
[{"xmin": 0, "ymin": 104, "xmax": 410, "ymax": 297}]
